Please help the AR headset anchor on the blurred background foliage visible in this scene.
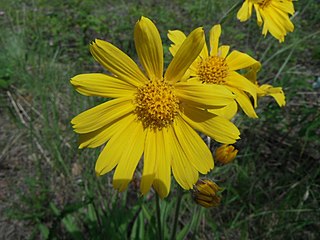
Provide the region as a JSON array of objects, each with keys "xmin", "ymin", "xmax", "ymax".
[{"xmin": 0, "ymin": 0, "xmax": 319, "ymax": 239}]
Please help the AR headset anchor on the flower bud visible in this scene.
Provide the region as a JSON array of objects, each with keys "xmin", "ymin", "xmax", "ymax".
[
  {"xmin": 215, "ymin": 144, "xmax": 238, "ymax": 164},
  {"xmin": 192, "ymin": 179, "xmax": 221, "ymax": 208}
]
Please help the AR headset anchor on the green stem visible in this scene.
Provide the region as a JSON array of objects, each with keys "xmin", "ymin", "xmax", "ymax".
[
  {"xmin": 155, "ymin": 194, "xmax": 163, "ymax": 240},
  {"xmin": 170, "ymin": 191, "xmax": 183, "ymax": 240},
  {"xmin": 219, "ymin": 0, "xmax": 243, "ymax": 25}
]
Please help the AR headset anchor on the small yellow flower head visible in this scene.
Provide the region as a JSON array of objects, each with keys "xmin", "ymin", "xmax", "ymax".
[
  {"xmin": 237, "ymin": 0, "xmax": 295, "ymax": 42},
  {"xmin": 215, "ymin": 144, "xmax": 238, "ymax": 164},
  {"xmin": 192, "ymin": 179, "xmax": 222, "ymax": 208},
  {"xmin": 168, "ymin": 24, "xmax": 262, "ymax": 119}
]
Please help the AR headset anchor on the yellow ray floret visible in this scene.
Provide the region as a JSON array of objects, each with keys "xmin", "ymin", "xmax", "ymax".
[{"xmin": 244, "ymin": 63, "xmax": 286, "ymax": 107}]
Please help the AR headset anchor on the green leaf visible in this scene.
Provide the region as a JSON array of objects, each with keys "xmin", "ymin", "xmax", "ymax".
[{"xmin": 38, "ymin": 223, "xmax": 50, "ymax": 239}]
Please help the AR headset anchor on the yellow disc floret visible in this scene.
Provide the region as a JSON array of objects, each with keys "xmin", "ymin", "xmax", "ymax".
[
  {"xmin": 197, "ymin": 56, "xmax": 228, "ymax": 84},
  {"xmin": 135, "ymin": 79, "xmax": 179, "ymax": 129}
]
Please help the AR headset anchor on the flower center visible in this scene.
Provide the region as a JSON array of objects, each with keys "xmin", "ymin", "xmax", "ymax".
[
  {"xmin": 197, "ymin": 56, "xmax": 228, "ymax": 84},
  {"xmin": 253, "ymin": 0, "xmax": 272, "ymax": 8},
  {"xmin": 134, "ymin": 79, "xmax": 179, "ymax": 129}
]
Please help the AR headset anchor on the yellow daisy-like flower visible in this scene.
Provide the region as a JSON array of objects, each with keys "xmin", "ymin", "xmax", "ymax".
[
  {"xmin": 237, "ymin": 0, "xmax": 295, "ymax": 42},
  {"xmin": 71, "ymin": 17, "xmax": 241, "ymax": 198},
  {"xmin": 168, "ymin": 24, "xmax": 262, "ymax": 119},
  {"xmin": 245, "ymin": 63, "xmax": 286, "ymax": 106}
]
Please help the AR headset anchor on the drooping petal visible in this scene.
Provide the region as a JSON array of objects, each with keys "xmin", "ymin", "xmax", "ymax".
[
  {"xmin": 175, "ymin": 81, "xmax": 235, "ymax": 108},
  {"xmin": 243, "ymin": 61, "xmax": 262, "ymax": 84},
  {"xmin": 78, "ymin": 113, "xmax": 134, "ymax": 149},
  {"xmin": 226, "ymin": 50, "xmax": 260, "ymax": 71},
  {"xmin": 225, "ymin": 71, "xmax": 261, "ymax": 107},
  {"xmin": 173, "ymin": 116, "xmax": 214, "ymax": 174},
  {"xmin": 134, "ymin": 17, "xmax": 163, "ymax": 81},
  {"xmin": 71, "ymin": 97, "xmax": 134, "ymax": 134},
  {"xmin": 273, "ymin": 0, "xmax": 295, "ymax": 15},
  {"xmin": 209, "ymin": 24, "xmax": 221, "ymax": 56},
  {"xmin": 237, "ymin": 0, "xmax": 253, "ymax": 22},
  {"xmin": 71, "ymin": 73, "xmax": 136, "ymax": 98},
  {"xmin": 260, "ymin": 9, "xmax": 285, "ymax": 41},
  {"xmin": 227, "ymin": 86, "xmax": 258, "ymax": 118},
  {"xmin": 263, "ymin": 7, "xmax": 293, "ymax": 42},
  {"xmin": 254, "ymin": 2, "xmax": 295, "ymax": 42},
  {"xmin": 260, "ymin": 84, "xmax": 286, "ymax": 107},
  {"xmin": 90, "ymin": 39, "xmax": 148, "ymax": 86},
  {"xmin": 113, "ymin": 120, "xmax": 146, "ymax": 192},
  {"xmin": 181, "ymin": 105, "xmax": 240, "ymax": 144},
  {"xmin": 165, "ymin": 27, "xmax": 205, "ymax": 83},
  {"xmin": 168, "ymin": 125, "xmax": 198, "ymax": 190},
  {"xmin": 153, "ymin": 128, "xmax": 171, "ymax": 198}
]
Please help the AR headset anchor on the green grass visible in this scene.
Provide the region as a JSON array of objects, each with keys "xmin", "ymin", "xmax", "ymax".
[{"xmin": 0, "ymin": 0, "xmax": 319, "ymax": 239}]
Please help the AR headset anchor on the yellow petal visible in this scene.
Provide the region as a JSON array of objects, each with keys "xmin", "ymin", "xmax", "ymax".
[
  {"xmin": 71, "ymin": 73, "xmax": 135, "ymax": 98},
  {"xmin": 258, "ymin": 5, "xmax": 294, "ymax": 42},
  {"xmin": 165, "ymin": 27, "xmax": 205, "ymax": 83},
  {"xmin": 226, "ymin": 50, "xmax": 260, "ymax": 71},
  {"xmin": 260, "ymin": 84, "xmax": 286, "ymax": 107},
  {"xmin": 140, "ymin": 128, "xmax": 157, "ymax": 195},
  {"xmin": 168, "ymin": 29, "xmax": 208, "ymax": 62},
  {"xmin": 173, "ymin": 116, "xmax": 214, "ymax": 174},
  {"xmin": 228, "ymin": 86, "xmax": 258, "ymax": 118},
  {"xmin": 273, "ymin": 1, "xmax": 295, "ymax": 15},
  {"xmin": 90, "ymin": 39, "xmax": 148, "ymax": 86},
  {"xmin": 243, "ymin": 61, "xmax": 262, "ymax": 84},
  {"xmin": 71, "ymin": 97, "xmax": 134, "ymax": 134},
  {"xmin": 153, "ymin": 129, "xmax": 171, "ymax": 198},
  {"xmin": 95, "ymin": 115, "xmax": 137, "ymax": 175},
  {"xmin": 78, "ymin": 114, "xmax": 134, "ymax": 149},
  {"xmin": 218, "ymin": 45, "xmax": 230, "ymax": 59},
  {"xmin": 113, "ymin": 120, "xmax": 146, "ymax": 192},
  {"xmin": 181, "ymin": 105, "xmax": 240, "ymax": 144},
  {"xmin": 226, "ymin": 71, "xmax": 261, "ymax": 107},
  {"xmin": 237, "ymin": 0, "xmax": 253, "ymax": 22},
  {"xmin": 209, "ymin": 100, "xmax": 238, "ymax": 120},
  {"xmin": 255, "ymin": 6, "xmax": 263, "ymax": 26},
  {"xmin": 167, "ymin": 125, "xmax": 198, "ymax": 190},
  {"xmin": 175, "ymin": 82, "xmax": 235, "ymax": 108},
  {"xmin": 209, "ymin": 24, "xmax": 221, "ymax": 56},
  {"xmin": 167, "ymin": 30, "xmax": 186, "ymax": 56},
  {"xmin": 134, "ymin": 17, "xmax": 163, "ymax": 81}
]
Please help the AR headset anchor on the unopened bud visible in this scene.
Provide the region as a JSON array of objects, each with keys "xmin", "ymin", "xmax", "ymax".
[
  {"xmin": 215, "ymin": 144, "xmax": 238, "ymax": 164},
  {"xmin": 192, "ymin": 179, "xmax": 221, "ymax": 208}
]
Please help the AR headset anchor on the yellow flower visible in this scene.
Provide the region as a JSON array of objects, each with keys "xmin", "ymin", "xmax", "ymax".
[
  {"xmin": 245, "ymin": 63, "xmax": 286, "ymax": 106},
  {"xmin": 215, "ymin": 144, "xmax": 238, "ymax": 164},
  {"xmin": 168, "ymin": 24, "xmax": 262, "ymax": 119},
  {"xmin": 192, "ymin": 179, "xmax": 221, "ymax": 208},
  {"xmin": 71, "ymin": 17, "xmax": 241, "ymax": 198},
  {"xmin": 237, "ymin": 0, "xmax": 295, "ymax": 42}
]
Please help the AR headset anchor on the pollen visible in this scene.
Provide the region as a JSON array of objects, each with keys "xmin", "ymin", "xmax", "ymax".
[
  {"xmin": 197, "ymin": 56, "xmax": 228, "ymax": 85},
  {"xmin": 134, "ymin": 79, "xmax": 179, "ymax": 129}
]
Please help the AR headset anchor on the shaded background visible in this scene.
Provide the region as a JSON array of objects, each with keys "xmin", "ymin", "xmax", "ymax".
[{"xmin": 0, "ymin": 0, "xmax": 319, "ymax": 239}]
